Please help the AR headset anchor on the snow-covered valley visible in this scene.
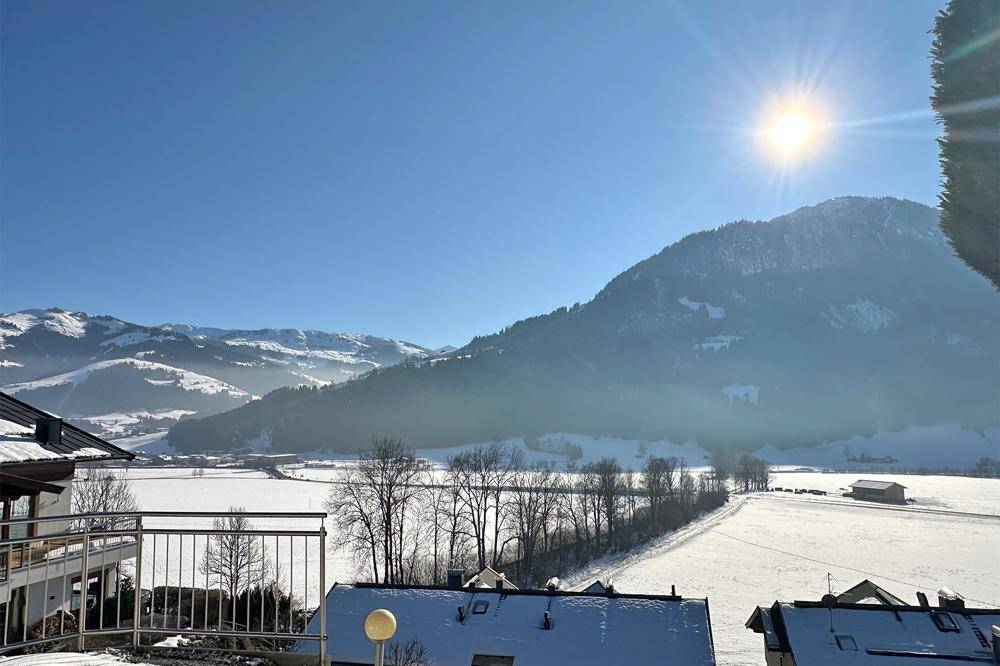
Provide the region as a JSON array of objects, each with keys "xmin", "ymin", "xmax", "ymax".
[{"xmin": 112, "ymin": 465, "xmax": 1000, "ymax": 666}]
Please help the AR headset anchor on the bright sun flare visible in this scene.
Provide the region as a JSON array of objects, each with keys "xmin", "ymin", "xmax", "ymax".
[{"xmin": 767, "ymin": 112, "xmax": 815, "ymax": 155}]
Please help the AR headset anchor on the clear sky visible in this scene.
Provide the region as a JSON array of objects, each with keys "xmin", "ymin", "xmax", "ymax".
[{"xmin": 1, "ymin": 0, "xmax": 945, "ymax": 348}]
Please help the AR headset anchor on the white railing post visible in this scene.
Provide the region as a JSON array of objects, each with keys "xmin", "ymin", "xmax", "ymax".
[
  {"xmin": 132, "ymin": 515, "xmax": 144, "ymax": 649},
  {"xmin": 319, "ymin": 519, "xmax": 327, "ymax": 666},
  {"xmin": 78, "ymin": 519, "xmax": 90, "ymax": 651}
]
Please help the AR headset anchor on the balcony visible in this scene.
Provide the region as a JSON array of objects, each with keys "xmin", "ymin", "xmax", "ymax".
[{"xmin": 0, "ymin": 511, "xmax": 327, "ymax": 665}]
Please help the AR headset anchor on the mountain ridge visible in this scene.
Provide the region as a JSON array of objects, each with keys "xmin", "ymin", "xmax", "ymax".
[
  {"xmin": 167, "ymin": 196, "xmax": 999, "ymax": 455},
  {"xmin": 0, "ymin": 308, "xmax": 431, "ymax": 439}
]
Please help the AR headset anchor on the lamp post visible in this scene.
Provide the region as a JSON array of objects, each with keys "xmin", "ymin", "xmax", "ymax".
[{"xmin": 364, "ymin": 608, "xmax": 397, "ymax": 666}]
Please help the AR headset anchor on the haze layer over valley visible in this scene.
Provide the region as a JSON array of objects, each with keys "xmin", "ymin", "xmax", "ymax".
[{"xmin": 168, "ymin": 196, "xmax": 1000, "ymax": 461}]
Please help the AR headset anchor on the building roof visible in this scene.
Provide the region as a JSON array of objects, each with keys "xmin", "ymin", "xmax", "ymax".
[
  {"xmin": 850, "ymin": 480, "xmax": 906, "ymax": 491},
  {"xmin": 0, "ymin": 392, "xmax": 134, "ymax": 466},
  {"xmin": 747, "ymin": 601, "xmax": 1000, "ymax": 665},
  {"xmin": 583, "ymin": 579, "xmax": 612, "ymax": 594},
  {"xmin": 300, "ymin": 583, "xmax": 716, "ymax": 665},
  {"xmin": 464, "ymin": 566, "xmax": 519, "ymax": 590},
  {"xmin": 836, "ymin": 579, "xmax": 907, "ymax": 606}
]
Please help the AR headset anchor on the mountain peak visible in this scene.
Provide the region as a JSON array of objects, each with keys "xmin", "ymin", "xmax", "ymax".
[{"xmin": 610, "ymin": 196, "xmax": 942, "ymax": 289}]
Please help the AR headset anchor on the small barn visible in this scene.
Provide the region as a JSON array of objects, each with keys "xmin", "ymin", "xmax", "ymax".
[{"xmin": 847, "ymin": 479, "xmax": 906, "ymax": 504}]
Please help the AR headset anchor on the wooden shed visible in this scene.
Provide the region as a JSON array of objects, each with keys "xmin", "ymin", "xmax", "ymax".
[{"xmin": 848, "ymin": 479, "xmax": 906, "ymax": 503}]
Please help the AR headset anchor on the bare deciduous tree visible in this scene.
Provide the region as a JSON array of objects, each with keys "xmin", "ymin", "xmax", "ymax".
[
  {"xmin": 200, "ymin": 506, "xmax": 273, "ymax": 604},
  {"xmin": 74, "ymin": 468, "xmax": 140, "ymax": 515},
  {"xmin": 326, "ymin": 438, "xmax": 428, "ymax": 584},
  {"xmin": 447, "ymin": 440, "xmax": 522, "ymax": 570},
  {"xmin": 386, "ymin": 638, "xmax": 430, "ymax": 666}
]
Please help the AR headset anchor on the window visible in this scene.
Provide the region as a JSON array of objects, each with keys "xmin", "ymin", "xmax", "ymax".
[
  {"xmin": 471, "ymin": 656, "xmax": 513, "ymax": 666},
  {"xmin": 472, "ymin": 600, "xmax": 490, "ymax": 615},
  {"xmin": 70, "ymin": 575, "xmax": 101, "ymax": 613},
  {"xmin": 835, "ymin": 635, "xmax": 858, "ymax": 651},
  {"xmin": 2, "ymin": 496, "xmax": 35, "ymax": 540},
  {"xmin": 930, "ymin": 611, "xmax": 960, "ymax": 632}
]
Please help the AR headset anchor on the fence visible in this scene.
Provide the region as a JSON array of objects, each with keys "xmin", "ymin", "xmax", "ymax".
[{"xmin": 0, "ymin": 511, "xmax": 327, "ymax": 664}]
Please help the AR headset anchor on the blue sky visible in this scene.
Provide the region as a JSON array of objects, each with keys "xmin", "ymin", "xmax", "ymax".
[{"xmin": 1, "ymin": 0, "xmax": 945, "ymax": 347}]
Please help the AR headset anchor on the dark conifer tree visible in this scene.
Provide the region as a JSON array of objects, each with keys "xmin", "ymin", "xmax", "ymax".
[{"xmin": 931, "ymin": 0, "xmax": 1000, "ymax": 288}]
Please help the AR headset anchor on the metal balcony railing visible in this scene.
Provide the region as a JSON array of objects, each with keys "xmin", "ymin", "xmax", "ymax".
[{"xmin": 0, "ymin": 511, "xmax": 327, "ymax": 664}]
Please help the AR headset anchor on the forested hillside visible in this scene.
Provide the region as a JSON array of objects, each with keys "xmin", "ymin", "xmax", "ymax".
[{"xmin": 169, "ymin": 197, "xmax": 1000, "ymax": 454}]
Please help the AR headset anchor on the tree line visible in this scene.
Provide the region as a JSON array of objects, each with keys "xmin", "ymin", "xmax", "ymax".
[{"xmin": 326, "ymin": 438, "xmax": 740, "ymax": 588}]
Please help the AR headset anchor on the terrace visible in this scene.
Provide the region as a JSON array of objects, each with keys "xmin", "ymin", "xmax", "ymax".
[{"xmin": 0, "ymin": 510, "xmax": 327, "ymax": 665}]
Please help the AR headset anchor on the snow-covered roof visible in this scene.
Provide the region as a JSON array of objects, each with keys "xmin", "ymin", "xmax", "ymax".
[
  {"xmin": 836, "ymin": 579, "xmax": 907, "ymax": 606},
  {"xmin": 464, "ymin": 566, "xmax": 518, "ymax": 590},
  {"xmin": 747, "ymin": 601, "xmax": 1000, "ymax": 664},
  {"xmin": 850, "ymin": 479, "xmax": 905, "ymax": 490},
  {"xmin": 300, "ymin": 584, "xmax": 716, "ymax": 665},
  {"xmin": 0, "ymin": 392, "xmax": 134, "ymax": 466}
]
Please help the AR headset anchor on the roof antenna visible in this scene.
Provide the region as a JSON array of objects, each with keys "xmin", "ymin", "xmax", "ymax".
[{"xmin": 821, "ymin": 592, "xmax": 838, "ymax": 634}]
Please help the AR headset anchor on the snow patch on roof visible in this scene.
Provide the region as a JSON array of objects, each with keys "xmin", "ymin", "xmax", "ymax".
[
  {"xmin": 850, "ymin": 479, "xmax": 905, "ymax": 490},
  {"xmin": 0, "ymin": 418, "xmax": 115, "ymax": 464},
  {"xmin": 300, "ymin": 585, "xmax": 716, "ymax": 665},
  {"xmin": 775, "ymin": 603, "xmax": 1000, "ymax": 665}
]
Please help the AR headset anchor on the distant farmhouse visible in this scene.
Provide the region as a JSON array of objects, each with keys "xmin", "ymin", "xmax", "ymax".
[
  {"xmin": 461, "ymin": 566, "xmax": 518, "ymax": 591},
  {"xmin": 300, "ymin": 571, "xmax": 717, "ymax": 665},
  {"xmin": 846, "ymin": 479, "xmax": 907, "ymax": 504},
  {"xmin": 747, "ymin": 584, "xmax": 999, "ymax": 665}
]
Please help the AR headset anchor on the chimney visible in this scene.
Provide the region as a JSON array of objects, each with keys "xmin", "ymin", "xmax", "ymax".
[
  {"xmin": 446, "ymin": 568, "xmax": 465, "ymax": 590},
  {"xmin": 916, "ymin": 591, "xmax": 929, "ymax": 607},
  {"xmin": 938, "ymin": 588, "xmax": 965, "ymax": 611},
  {"xmin": 496, "ymin": 575, "xmax": 505, "ymax": 591},
  {"xmin": 35, "ymin": 417, "xmax": 62, "ymax": 446}
]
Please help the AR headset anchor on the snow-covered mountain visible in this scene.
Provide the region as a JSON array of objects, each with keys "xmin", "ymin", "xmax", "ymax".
[
  {"xmin": 169, "ymin": 196, "xmax": 1000, "ymax": 456},
  {"xmin": 0, "ymin": 309, "xmax": 430, "ymax": 439}
]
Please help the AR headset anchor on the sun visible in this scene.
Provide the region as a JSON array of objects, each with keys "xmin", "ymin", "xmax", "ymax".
[{"xmin": 767, "ymin": 112, "xmax": 815, "ymax": 155}]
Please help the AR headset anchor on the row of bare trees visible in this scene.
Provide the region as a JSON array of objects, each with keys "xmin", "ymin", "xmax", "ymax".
[
  {"xmin": 709, "ymin": 450, "xmax": 774, "ymax": 493},
  {"xmin": 327, "ymin": 438, "xmax": 732, "ymax": 587}
]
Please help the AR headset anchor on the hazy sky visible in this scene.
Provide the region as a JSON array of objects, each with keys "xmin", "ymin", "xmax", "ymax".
[{"xmin": 1, "ymin": 0, "xmax": 945, "ymax": 347}]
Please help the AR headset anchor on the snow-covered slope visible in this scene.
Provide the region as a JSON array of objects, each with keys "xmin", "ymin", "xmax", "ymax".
[
  {"xmin": 0, "ymin": 308, "xmax": 429, "ymax": 439},
  {"xmin": 3, "ymin": 358, "xmax": 251, "ymax": 423}
]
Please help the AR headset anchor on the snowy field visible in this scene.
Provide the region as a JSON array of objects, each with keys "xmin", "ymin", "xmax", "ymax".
[
  {"xmin": 564, "ymin": 487, "xmax": 1000, "ymax": 666},
  {"xmin": 111, "ymin": 466, "xmax": 1000, "ymax": 664},
  {"xmin": 111, "ymin": 467, "xmax": 347, "ymax": 611}
]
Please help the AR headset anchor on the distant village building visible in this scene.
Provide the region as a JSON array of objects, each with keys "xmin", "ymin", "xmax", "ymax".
[
  {"xmin": 300, "ymin": 579, "xmax": 717, "ymax": 665},
  {"xmin": 835, "ymin": 579, "xmax": 906, "ymax": 606},
  {"xmin": 240, "ymin": 452, "xmax": 301, "ymax": 468},
  {"xmin": 746, "ymin": 584, "xmax": 1000, "ymax": 666},
  {"xmin": 463, "ymin": 566, "xmax": 518, "ymax": 591},
  {"xmin": 582, "ymin": 579, "xmax": 614, "ymax": 595},
  {"xmin": 1, "ymin": 392, "xmax": 135, "ymax": 637},
  {"xmin": 846, "ymin": 479, "xmax": 906, "ymax": 504}
]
